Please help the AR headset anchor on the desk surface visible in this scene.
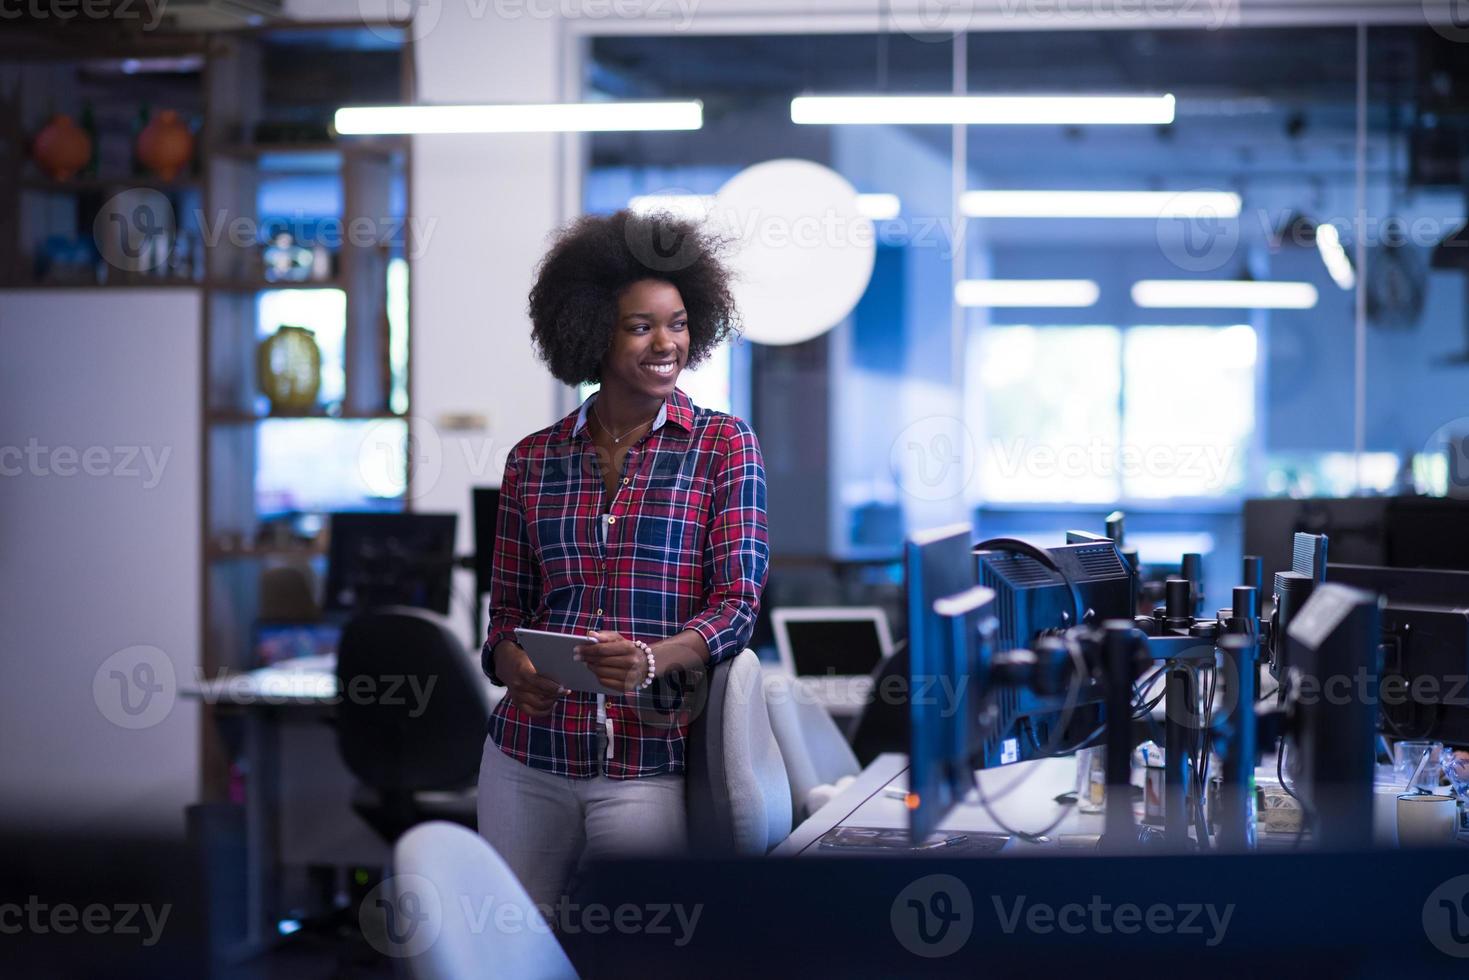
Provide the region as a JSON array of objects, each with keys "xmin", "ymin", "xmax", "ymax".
[{"xmin": 774, "ymin": 753, "xmax": 1096, "ymax": 857}]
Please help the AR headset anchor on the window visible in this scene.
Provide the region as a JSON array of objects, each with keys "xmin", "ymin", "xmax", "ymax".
[
  {"xmin": 973, "ymin": 325, "xmax": 1255, "ymax": 503},
  {"xmin": 975, "ymin": 326, "xmax": 1122, "ymax": 503},
  {"xmin": 1121, "ymin": 325, "xmax": 1256, "ymax": 499}
]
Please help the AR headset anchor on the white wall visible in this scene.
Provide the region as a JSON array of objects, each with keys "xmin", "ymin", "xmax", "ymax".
[
  {"xmin": 406, "ymin": 10, "xmax": 568, "ymax": 644},
  {"xmin": 287, "ymin": 0, "xmax": 571, "ymax": 643},
  {"xmin": 0, "ymin": 290, "xmax": 201, "ymax": 836}
]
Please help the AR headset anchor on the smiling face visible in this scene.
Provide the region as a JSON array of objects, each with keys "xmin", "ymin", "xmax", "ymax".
[{"xmin": 600, "ymin": 278, "xmax": 688, "ymax": 401}]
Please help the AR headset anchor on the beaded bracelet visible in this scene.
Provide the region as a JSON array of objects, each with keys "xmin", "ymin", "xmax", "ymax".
[{"xmin": 633, "ymin": 639, "xmax": 656, "ymax": 690}]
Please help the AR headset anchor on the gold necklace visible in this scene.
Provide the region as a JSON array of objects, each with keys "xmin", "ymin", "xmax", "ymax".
[{"xmin": 592, "ymin": 400, "xmax": 657, "ymax": 444}]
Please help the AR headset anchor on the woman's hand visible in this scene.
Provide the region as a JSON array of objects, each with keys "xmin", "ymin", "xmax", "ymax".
[
  {"xmin": 493, "ymin": 641, "xmax": 566, "ymax": 717},
  {"xmin": 574, "ymin": 631, "xmax": 650, "ymax": 694}
]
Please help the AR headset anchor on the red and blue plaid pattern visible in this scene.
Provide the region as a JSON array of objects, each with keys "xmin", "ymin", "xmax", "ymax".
[{"xmin": 483, "ymin": 386, "xmax": 769, "ymax": 778}]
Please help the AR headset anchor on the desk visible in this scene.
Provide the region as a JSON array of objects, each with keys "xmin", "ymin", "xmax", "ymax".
[
  {"xmin": 775, "ymin": 753, "xmax": 1096, "ymax": 857},
  {"xmin": 183, "ymin": 655, "xmax": 502, "ymax": 958},
  {"xmin": 777, "ymin": 752, "xmax": 1469, "ymax": 858}
]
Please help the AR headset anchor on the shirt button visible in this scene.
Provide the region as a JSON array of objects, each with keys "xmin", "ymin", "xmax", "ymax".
[
  {"xmin": 596, "ymin": 608, "xmax": 603, "ymax": 616},
  {"xmin": 622, "ymin": 477, "xmax": 629, "ymax": 485},
  {"xmin": 607, "ymin": 515, "xmax": 616, "ymax": 525}
]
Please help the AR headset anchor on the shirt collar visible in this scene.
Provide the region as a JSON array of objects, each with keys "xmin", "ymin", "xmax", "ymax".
[{"xmin": 570, "ymin": 386, "xmax": 693, "ymax": 438}]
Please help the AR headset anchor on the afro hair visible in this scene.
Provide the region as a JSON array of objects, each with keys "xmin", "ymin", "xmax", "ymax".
[{"xmin": 526, "ymin": 208, "xmax": 740, "ymax": 386}]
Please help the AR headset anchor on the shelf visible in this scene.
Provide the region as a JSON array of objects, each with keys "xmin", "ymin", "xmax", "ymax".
[
  {"xmin": 207, "ymin": 278, "xmax": 345, "ymax": 292},
  {"xmin": 212, "ymin": 138, "xmax": 405, "ymax": 159},
  {"xmin": 207, "ymin": 542, "xmax": 326, "ymax": 562},
  {"xmin": 0, "ymin": 278, "xmax": 202, "ymax": 290},
  {"xmin": 208, "ymin": 410, "xmax": 405, "ymax": 424},
  {"xmin": 19, "ymin": 176, "xmax": 202, "ymax": 194}
]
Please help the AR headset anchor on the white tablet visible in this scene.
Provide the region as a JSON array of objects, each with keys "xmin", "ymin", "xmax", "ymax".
[{"xmin": 514, "ymin": 628, "xmax": 610, "ymax": 695}]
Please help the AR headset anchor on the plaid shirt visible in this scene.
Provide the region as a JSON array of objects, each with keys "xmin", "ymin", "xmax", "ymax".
[{"xmin": 482, "ymin": 386, "xmax": 769, "ymax": 778}]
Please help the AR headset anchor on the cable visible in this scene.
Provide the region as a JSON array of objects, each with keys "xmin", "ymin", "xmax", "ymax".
[
  {"xmin": 1276, "ymin": 735, "xmax": 1313, "ymax": 847},
  {"xmin": 978, "ymin": 638, "xmax": 1165, "ymax": 810},
  {"xmin": 973, "ymin": 766, "xmax": 1077, "ymax": 843},
  {"xmin": 973, "ymin": 659, "xmax": 1165, "ymax": 841},
  {"xmin": 1188, "ymin": 663, "xmax": 1215, "ymax": 846}
]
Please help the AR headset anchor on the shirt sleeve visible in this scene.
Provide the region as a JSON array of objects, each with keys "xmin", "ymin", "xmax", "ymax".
[
  {"xmin": 482, "ymin": 446, "xmax": 541, "ymax": 684},
  {"xmin": 680, "ymin": 418, "xmax": 770, "ymax": 667}
]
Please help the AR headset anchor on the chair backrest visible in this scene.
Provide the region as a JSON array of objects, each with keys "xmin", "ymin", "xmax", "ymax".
[
  {"xmin": 763, "ymin": 673, "xmax": 860, "ymax": 821},
  {"xmin": 389, "ymin": 821, "xmax": 577, "ymax": 980},
  {"xmin": 686, "ymin": 650, "xmax": 792, "ymax": 855},
  {"xmin": 335, "ymin": 606, "xmax": 492, "ymax": 793},
  {"xmin": 849, "ymin": 639, "xmax": 909, "ymax": 767}
]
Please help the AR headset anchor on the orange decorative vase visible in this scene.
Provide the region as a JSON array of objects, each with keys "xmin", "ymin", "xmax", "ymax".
[
  {"xmin": 32, "ymin": 114, "xmax": 92, "ymax": 181},
  {"xmin": 135, "ymin": 110, "xmax": 194, "ymax": 182}
]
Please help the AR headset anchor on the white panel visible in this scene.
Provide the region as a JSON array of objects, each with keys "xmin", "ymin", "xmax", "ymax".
[{"xmin": 0, "ymin": 289, "xmax": 201, "ymax": 836}]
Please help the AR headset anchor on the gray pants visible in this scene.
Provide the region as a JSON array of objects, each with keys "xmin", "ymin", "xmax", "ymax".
[{"xmin": 477, "ymin": 735, "xmax": 687, "ymax": 912}]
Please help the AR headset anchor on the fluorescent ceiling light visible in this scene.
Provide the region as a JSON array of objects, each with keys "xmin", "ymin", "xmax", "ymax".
[
  {"xmin": 961, "ymin": 190, "xmax": 1241, "ymax": 219},
  {"xmin": 856, "ymin": 193, "xmax": 901, "ymax": 220},
  {"xmin": 1315, "ymin": 222, "xmax": 1356, "ymax": 290},
  {"xmin": 629, "ymin": 191, "xmax": 900, "ymax": 221},
  {"xmin": 791, "ymin": 94, "xmax": 1174, "ymax": 126},
  {"xmin": 628, "ymin": 194, "xmax": 714, "ymax": 219},
  {"xmin": 334, "ymin": 101, "xmax": 703, "ymax": 135},
  {"xmin": 955, "ymin": 279, "xmax": 1100, "ymax": 308},
  {"xmin": 1131, "ymin": 280, "xmax": 1318, "ymax": 310}
]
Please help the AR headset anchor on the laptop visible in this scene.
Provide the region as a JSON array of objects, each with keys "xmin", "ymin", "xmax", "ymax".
[
  {"xmin": 771, "ymin": 607, "xmax": 894, "ymax": 716},
  {"xmin": 253, "ymin": 620, "xmax": 342, "ymax": 667}
]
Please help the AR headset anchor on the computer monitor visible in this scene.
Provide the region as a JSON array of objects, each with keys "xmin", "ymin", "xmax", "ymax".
[
  {"xmin": 1327, "ymin": 562, "xmax": 1469, "ymax": 746},
  {"xmin": 974, "ymin": 538, "xmax": 1136, "ymax": 654},
  {"xmin": 909, "ymin": 584, "xmax": 996, "ymax": 841},
  {"xmin": 472, "ymin": 487, "xmax": 502, "ymax": 598},
  {"xmin": 1292, "ymin": 532, "xmax": 1329, "ymax": 584},
  {"xmin": 1285, "ymin": 582, "xmax": 1381, "ymax": 849},
  {"xmin": 772, "ymin": 607, "xmax": 893, "ymax": 678},
  {"xmin": 1382, "ymin": 497, "xmax": 1469, "ymax": 570},
  {"xmin": 324, "ymin": 512, "xmax": 458, "ymax": 615},
  {"xmin": 1244, "ymin": 496, "xmax": 1469, "ymax": 587},
  {"xmin": 904, "ymin": 524, "xmax": 976, "ymax": 840}
]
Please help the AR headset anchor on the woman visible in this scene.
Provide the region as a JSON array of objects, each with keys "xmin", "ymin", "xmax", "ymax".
[{"xmin": 479, "ymin": 208, "xmax": 769, "ymax": 913}]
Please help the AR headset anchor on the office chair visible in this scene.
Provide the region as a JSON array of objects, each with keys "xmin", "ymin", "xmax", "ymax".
[
  {"xmin": 335, "ymin": 606, "xmax": 492, "ymax": 842},
  {"xmin": 390, "ymin": 822, "xmax": 577, "ymax": 980},
  {"xmin": 686, "ymin": 649, "xmax": 793, "ymax": 855},
  {"xmin": 258, "ymin": 564, "xmax": 320, "ymax": 621},
  {"xmin": 762, "ymin": 673, "xmax": 860, "ymax": 823},
  {"xmin": 849, "ymin": 638, "xmax": 908, "ymax": 766}
]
